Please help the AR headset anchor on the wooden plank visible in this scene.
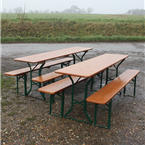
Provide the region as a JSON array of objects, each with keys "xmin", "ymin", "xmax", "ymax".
[
  {"xmin": 32, "ymin": 72, "xmax": 63, "ymax": 83},
  {"xmin": 38, "ymin": 76, "xmax": 86, "ymax": 94},
  {"xmin": 86, "ymin": 69, "xmax": 140, "ymax": 105}
]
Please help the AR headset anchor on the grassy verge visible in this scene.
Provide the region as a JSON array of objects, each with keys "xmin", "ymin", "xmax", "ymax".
[
  {"xmin": 1, "ymin": 15, "xmax": 145, "ymax": 43},
  {"xmin": 1, "ymin": 74, "xmax": 15, "ymax": 90},
  {"xmin": 1, "ymin": 36, "xmax": 145, "ymax": 43}
]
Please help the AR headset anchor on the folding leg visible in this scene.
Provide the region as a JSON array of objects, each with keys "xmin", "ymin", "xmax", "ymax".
[
  {"xmin": 123, "ymin": 76, "xmax": 137, "ymax": 97},
  {"xmin": 16, "ymin": 74, "xmax": 27, "ymax": 96},
  {"xmin": 94, "ymin": 100, "xmax": 112, "ymax": 129},
  {"xmin": 49, "ymin": 91, "xmax": 65, "ymax": 118}
]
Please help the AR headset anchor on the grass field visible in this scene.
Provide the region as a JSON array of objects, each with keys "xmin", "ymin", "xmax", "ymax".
[
  {"xmin": 1, "ymin": 13, "xmax": 145, "ymax": 43},
  {"xmin": 1, "ymin": 13, "xmax": 145, "ymax": 20}
]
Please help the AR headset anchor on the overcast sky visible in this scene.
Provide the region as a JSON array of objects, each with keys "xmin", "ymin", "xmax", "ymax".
[{"xmin": 1, "ymin": 0, "xmax": 145, "ymax": 14}]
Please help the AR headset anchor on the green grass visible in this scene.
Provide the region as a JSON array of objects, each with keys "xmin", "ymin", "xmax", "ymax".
[
  {"xmin": 1, "ymin": 100, "xmax": 13, "ymax": 106},
  {"xmin": 1, "ymin": 13, "xmax": 145, "ymax": 42},
  {"xmin": 26, "ymin": 116, "xmax": 36, "ymax": 121},
  {"xmin": 1, "ymin": 36, "xmax": 145, "ymax": 43},
  {"xmin": 20, "ymin": 121, "xmax": 27, "ymax": 125},
  {"xmin": 7, "ymin": 111, "xmax": 17, "ymax": 116},
  {"xmin": 1, "ymin": 74, "xmax": 15, "ymax": 89},
  {"xmin": 1, "ymin": 13, "xmax": 144, "ymax": 20}
]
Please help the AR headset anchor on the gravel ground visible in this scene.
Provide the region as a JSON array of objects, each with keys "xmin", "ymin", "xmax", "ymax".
[{"xmin": 1, "ymin": 43, "xmax": 145, "ymax": 145}]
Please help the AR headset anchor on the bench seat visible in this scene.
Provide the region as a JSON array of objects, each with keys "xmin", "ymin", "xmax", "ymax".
[
  {"xmin": 38, "ymin": 76, "xmax": 86, "ymax": 94},
  {"xmin": 32, "ymin": 72, "xmax": 63, "ymax": 83},
  {"xmin": 86, "ymin": 69, "xmax": 140, "ymax": 128}
]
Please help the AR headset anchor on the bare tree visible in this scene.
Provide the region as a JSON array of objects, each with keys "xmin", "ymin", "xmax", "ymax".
[
  {"xmin": 70, "ymin": 5, "xmax": 80, "ymax": 13},
  {"xmin": 44, "ymin": 9, "xmax": 49, "ymax": 13},
  {"xmin": 125, "ymin": 9, "xmax": 145, "ymax": 15},
  {"xmin": 8, "ymin": 9, "xmax": 13, "ymax": 13},
  {"xmin": 87, "ymin": 7, "xmax": 94, "ymax": 14},
  {"xmin": 13, "ymin": 6, "xmax": 27, "ymax": 20}
]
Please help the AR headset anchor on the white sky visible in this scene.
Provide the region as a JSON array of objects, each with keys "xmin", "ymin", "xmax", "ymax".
[{"xmin": 1, "ymin": 0, "xmax": 145, "ymax": 14}]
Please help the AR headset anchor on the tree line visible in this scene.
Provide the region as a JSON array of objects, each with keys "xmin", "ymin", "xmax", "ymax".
[
  {"xmin": 125, "ymin": 9, "xmax": 145, "ymax": 15},
  {"xmin": 2, "ymin": 5, "xmax": 93, "ymax": 14}
]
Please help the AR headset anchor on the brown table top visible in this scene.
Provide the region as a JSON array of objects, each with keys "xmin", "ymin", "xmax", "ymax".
[
  {"xmin": 14, "ymin": 47, "xmax": 93, "ymax": 63},
  {"xmin": 55, "ymin": 53, "xmax": 129, "ymax": 78}
]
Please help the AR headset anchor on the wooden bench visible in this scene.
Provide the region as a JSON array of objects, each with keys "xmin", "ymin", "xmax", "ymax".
[
  {"xmin": 86, "ymin": 69, "xmax": 140, "ymax": 129},
  {"xmin": 38, "ymin": 76, "xmax": 86, "ymax": 117},
  {"xmin": 4, "ymin": 57, "xmax": 73, "ymax": 95}
]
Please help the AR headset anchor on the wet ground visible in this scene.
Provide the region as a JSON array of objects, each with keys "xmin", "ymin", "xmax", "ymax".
[{"xmin": 1, "ymin": 42, "xmax": 145, "ymax": 145}]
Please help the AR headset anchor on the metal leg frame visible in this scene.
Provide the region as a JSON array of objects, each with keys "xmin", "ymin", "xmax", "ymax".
[
  {"xmin": 94, "ymin": 100, "xmax": 112, "ymax": 129},
  {"xmin": 106, "ymin": 59, "xmax": 125, "ymax": 83},
  {"xmin": 16, "ymin": 74, "xmax": 27, "ymax": 96},
  {"xmin": 61, "ymin": 61, "xmax": 71, "ymax": 68},
  {"xmin": 49, "ymin": 91, "xmax": 65, "ymax": 118},
  {"xmin": 91, "ymin": 71, "xmax": 104, "ymax": 90},
  {"xmin": 123, "ymin": 76, "xmax": 137, "ymax": 97},
  {"xmin": 25, "ymin": 62, "xmax": 46, "ymax": 99},
  {"xmin": 72, "ymin": 51, "xmax": 88, "ymax": 64},
  {"xmin": 64, "ymin": 76, "xmax": 93, "ymax": 124}
]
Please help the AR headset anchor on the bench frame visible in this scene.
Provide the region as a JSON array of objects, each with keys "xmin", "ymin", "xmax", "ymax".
[
  {"xmin": 87, "ymin": 70, "xmax": 140, "ymax": 129},
  {"xmin": 5, "ymin": 58, "xmax": 72, "ymax": 98},
  {"xmin": 25, "ymin": 60, "xmax": 71, "ymax": 99},
  {"xmin": 39, "ymin": 76, "xmax": 86, "ymax": 118}
]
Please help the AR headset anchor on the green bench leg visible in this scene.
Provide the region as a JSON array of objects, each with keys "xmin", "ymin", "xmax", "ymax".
[
  {"xmin": 39, "ymin": 82, "xmax": 46, "ymax": 101},
  {"xmin": 61, "ymin": 91, "xmax": 65, "ymax": 118},
  {"xmin": 123, "ymin": 76, "xmax": 137, "ymax": 97},
  {"xmin": 94, "ymin": 104, "xmax": 98, "ymax": 126},
  {"xmin": 94, "ymin": 100, "xmax": 112, "ymax": 129},
  {"xmin": 107, "ymin": 101, "xmax": 112, "ymax": 129},
  {"xmin": 49, "ymin": 91, "xmax": 65, "ymax": 118},
  {"xmin": 133, "ymin": 76, "xmax": 137, "ymax": 97},
  {"xmin": 49, "ymin": 94, "xmax": 54, "ymax": 115},
  {"xmin": 16, "ymin": 76, "xmax": 19, "ymax": 94},
  {"xmin": 16, "ymin": 74, "xmax": 27, "ymax": 96},
  {"xmin": 24, "ymin": 73, "xmax": 27, "ymax": 96}
]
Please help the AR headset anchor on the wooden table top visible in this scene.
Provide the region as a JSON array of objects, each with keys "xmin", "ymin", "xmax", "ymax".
[
  {"xmin": 14, "ymin": 47, "xmax": 93, "ymax": 63},
  {"xmin": 55, "ymin": 53, "xmax": 129, "ymax": 78}
]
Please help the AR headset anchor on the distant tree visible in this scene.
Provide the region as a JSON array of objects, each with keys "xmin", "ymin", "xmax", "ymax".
[
  {"xmin": 8, "ymin": 9, "xmax": 13, "ymax": 13},
  {"xmin": 44, "ymin": 9, "xmax": 49, "ymax": 13},
  {"xmin": 34, "ymin": 10, "xmax": 39, "ymax": 13},
  {"xmin": 87, "ymin": 7, "xmax": 93, "ymax": 14},
  {"xmin": 2, "ymin": 9, "xmax": 7, "ymax": 13},
  {"xmin": 39, "ymin": 10, "xmax": 43, "ymax": 13},
  {"xmin": 14, "ymin": 7, "xmax": 23, "ymax": 14},
  {"xmin": 125, "ymin": 9, "xmax": 145, "ymax": 15},
  {"xmin": 61, "ymin": 5, "xmax": 92, "ymax": 14},
  {"xmin": 70, "ymin": 5, "xmax": 80, "ymax": 13},
  {"xmin": 80, "ymin": 9, "xmax": 87, "ymax": 14},
  {"xmin": 28, "ymin": 10, "xmax": 34, "ymax": 13},
  {"xmin": 13, "ymin": 6, "xmax": 27, "ymax": 20}
]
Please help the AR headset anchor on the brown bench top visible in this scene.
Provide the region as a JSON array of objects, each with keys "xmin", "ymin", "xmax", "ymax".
[
  {"xmin": 55, "ymin": 54, "xmax": 129, "ymax": 78},
  {"xmin": 5, "ymin": 57, "xmax": 73, "ymax": 76},
  {"xmin": 86, "ymin": 69, "xmax": 140, "ymax": 105},
  {"xmin": 32, "ymin": 72, "xmax": 63, "ymax": 83},
  {"xmin": 38, "ymin": 76, "xmax": 86, "ymax": 94},
  {"xmin": 14, "ymin": 47, "xmax": 93, "ymax": 63}
]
